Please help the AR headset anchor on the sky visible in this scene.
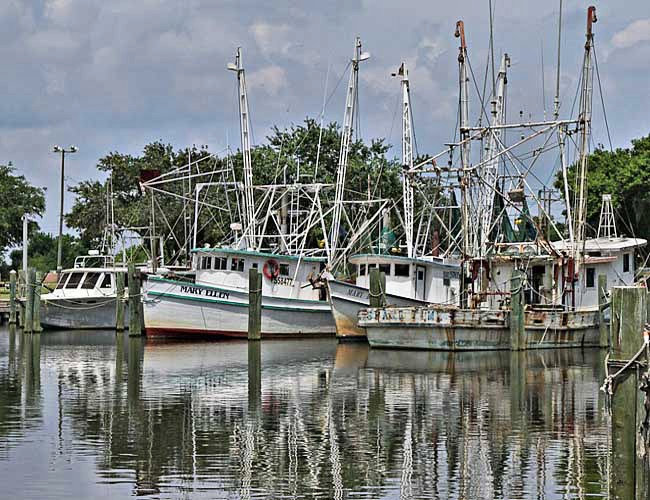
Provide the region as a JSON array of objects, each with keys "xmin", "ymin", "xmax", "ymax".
[{"xmin": 1, "ymin": 0, "xmax": 649, "ymax": 235}]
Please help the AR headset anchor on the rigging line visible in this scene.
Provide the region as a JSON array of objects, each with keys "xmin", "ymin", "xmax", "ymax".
[
  {"xmin": 466, "ymin": 56, "xmax": 492, "ymax": 128},
  {"xmin": 592, "ymin": 43, "xmax": 613, "ymax": 152},
  {"xmin": 314, "ymin": 59, "xmax": 332, "ymax": 180}
]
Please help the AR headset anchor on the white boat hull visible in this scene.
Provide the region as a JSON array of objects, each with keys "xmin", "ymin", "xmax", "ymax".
[
  {"xmin": 39, "ymin": 296, "xmax": 127, "ymax": 329},
  {"xmin": 144, "ymin": 277, "xmax": 335, "ymax": 338},
  {"xmin": 327, "ymin": 279, "xmax": 427, "ymax": 341}
]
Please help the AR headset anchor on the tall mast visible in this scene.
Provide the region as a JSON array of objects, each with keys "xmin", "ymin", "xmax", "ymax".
[
  {"xmin": 478, "ymin": 53, "xmax": 509, "ymax": 254},
  {"xmin": 455, "ymin": 21, "xmax": 472, "ymax": 260},
  {"xmin": 228, "ymin": 48, "xmax": 256, "ymax": 249},
  {"xmin": 398, "ymin": 62, "xmax": 415, "ymax": 258},
  {"xmin": 329, "ymin": 37, "xmax": 369, "ymax": 263},
  {"xmin": 573, "ymin": 6, "xmax": 597, "ymax": 269}
]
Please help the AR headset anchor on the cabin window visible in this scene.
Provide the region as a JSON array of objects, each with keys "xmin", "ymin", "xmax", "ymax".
[
  {"xmin": 443, "ymin": 271, "xmax": 451, "ymax": 287},
  {"xmin": 214, "ymin": 257, "xmax": 227, "ymax": 270},
  {"xmin": 100, "ymin": 273, "xmax": 112, "ymax": 289},
  {"xmin": 231, "ymin": 258, "xmax": 245, "ymax": 272},
  {"xmin": 624, "ymin": 253, "xmax": 630, "ymax": 273},
  {"xmin": 56, "ymin": 274, "xmax": 69, "ymax": 289},
  {"xmin": 81, "ymin": 272, "xmax": 101, "ymax": 289},
  {"xmin": 279, "ymin": 263, "xmax": 290, "ymax": 276},
  {"xmin": 65, "ymin": 272, "xmax": 84, "ymax": 289},
  {"xmin": 378, "ymin": 264, "xmax": 391, "ymax": 276},
  {"xmin": 251, "ymin": 262, "xmax": 258, "ymax": 269},
  {"xmin": 359, "ymin": 264, "xmax": 367, "ymax": 276},
  {"xmin": 394, "ymin": 264, "xmax": 410, "ymax": 277},
  {"xmin": 586, "ymin": 267, "xmax": 595, "ymax": 288}
]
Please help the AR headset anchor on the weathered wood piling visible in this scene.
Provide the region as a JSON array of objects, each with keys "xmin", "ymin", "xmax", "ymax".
[
  {"xmin": 248, "ymin": 268, "xmax": 262, "ymax": 340},
  {"xmin": 115, "ymin": 271, "xmax": 125, "ymax": 331},
  {"xmin": 608, "ymin": 286, "xmax": 649, "ymax": 500},
  {"xmin": 23, "ymin": 268, "xmax": 35, "ymax": 334},
  {"xmin": 509, "ymin": 269, "xmax": 525, "ymax": 351},
  {"xmin": 8, "ymin": 270, "xmax": 16, "ymax": 325},
  {"xmin": 128, "ymin": 263, "xmax": 142, "ymax": 336},
  {"xmin": 369, "ymin": 268, "xmax": 386, "ymax": 308},
  {"xmin": 32, "ymin": 271, "xmax": 42, "ymax": 333}
]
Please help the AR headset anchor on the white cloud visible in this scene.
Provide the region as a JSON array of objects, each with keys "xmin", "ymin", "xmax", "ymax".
[
  {"xmin": 250, "ymin": 22, "xmax": 292, "ymax": 57},
  {"xmin": 248, "ymin": 65, "xmax": 287, "ymax": 96},
  {"xmin": 611, "ymin": 19, "xmax": 650, "ymax": 49}
]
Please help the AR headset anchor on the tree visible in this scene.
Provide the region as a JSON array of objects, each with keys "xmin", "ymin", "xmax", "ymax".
[
  {"xmin": 7, "ymin": 232, "xmax": 90, "ymax": 274},
  {"xmin": 554, "ymin": 134, "xmax": 650, "ymax": 242},
  {"xmin": 0, "ymin": 164, "xmax": 46, "ymax": 254},
  {"xmin": 66, "ymin": 119, "xmax": 404, "ymax": 263}
]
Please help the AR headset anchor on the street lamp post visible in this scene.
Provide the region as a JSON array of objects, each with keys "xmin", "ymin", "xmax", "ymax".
[{"xmin": 52, "ymin": 145, "xmax": 78, "ymax": 273}]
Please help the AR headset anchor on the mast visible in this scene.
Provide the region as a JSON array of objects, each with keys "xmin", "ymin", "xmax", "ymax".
[
  {"xmin": 573, "ymin": 6, "xmax": 597, "ymax": 271},
  {"xmin": 329, "ymin": 37, "xmax": 369, "ymax": 263},
  {"xmin": 398, "ymin": 62, "xmax": 415, "ymax": 258},
  {"xmin": 479, "ymin": 53, "xmax": 509, "ymax": 254},
  {"xmin": 228, "ymin": 48, "xmax": 256, "ymax": 249},
  {"xmin": 455, "ymin": 21, "xmax": 472, "ymax": 260}
]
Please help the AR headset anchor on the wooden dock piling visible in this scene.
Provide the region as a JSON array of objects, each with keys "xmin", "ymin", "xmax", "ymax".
[
  {"xmin": 23, "ymin": 268, "xmax": 34, "ymax": 334},
  {"xmin": 33, "ymin": 271, "xmax": 42, "ymax": 333},
  {"xmin": 369, "ymin": 268, "xmax": 386, "ymax": 308},
  {"xmin": 608, "ymin": 286, "xmax": 649, "ymax": 500},
  {"xmin": 128, "ymin": 264, "xmax": 142, "ymax": 336},
  {"xmin": 509, "ymin": 269, "xmax": 525, "ymax": 351},
  {"xmin": 8, "ymin": 270, "xmax": 16, "ymax": 325},
  {"xmin": 17, "ymin": 270, "xmax": 25, "ymax": 328},
  {"xmin": 115, "ymin": 272, "xmax": 125, "ymax": 331},
  {"xmin": 248, "ymin": 268, "xmax": 262, "ymax": 341},
  {"xmin": 598, "ymin": 274, "xmax": 609, "ymax": 347}
]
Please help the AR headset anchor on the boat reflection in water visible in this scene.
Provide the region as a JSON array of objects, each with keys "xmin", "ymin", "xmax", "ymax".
[{"xmin": 0, "ymin": 327, "xmax": 611, "ymax": 499}]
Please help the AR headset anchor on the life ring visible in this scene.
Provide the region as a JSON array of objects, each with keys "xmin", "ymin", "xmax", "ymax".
[{"xmin": 263, "ymin": 259, "xmax": 280, "ymax": 280}]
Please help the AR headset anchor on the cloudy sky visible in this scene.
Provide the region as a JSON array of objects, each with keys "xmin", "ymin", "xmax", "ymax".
[{"xmin": 1, "ymin": 0, "xmax": 649, "ymax": 233}]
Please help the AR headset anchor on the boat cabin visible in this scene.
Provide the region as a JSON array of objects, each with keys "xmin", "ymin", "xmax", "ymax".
[
  {"xmin": 476, "ymin": 236, "xmax": 646, "ymax": 310},
  {"xmin": 50, "ymin": 267, "xmax": 126, "ymax": 298},
  {"xmin": 193, "ymin": 247, "xmax": 326, "ymax": 301},
  {"xmin": 348, "ymin": 253, "xmax": 460, "ymax": 304}
]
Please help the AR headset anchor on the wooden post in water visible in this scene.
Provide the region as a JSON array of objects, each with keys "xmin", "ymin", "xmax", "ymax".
[
  {"xmin": 23, "ymin": 268, "xmax": 34, "ymax": 334},
  {"xmin": 33, "ymin": 271, "xmax": 42, "ymax": 333},
  {"xmin": 17, "ymin": 270, "xmax": 25, "ymax": 328},
  {"xmin": 248, "ymin": 268, "xmax": 262, "ymax": 341},
  {"xmin": 369, "ymin": 268, "xmax": 386, "ymax": 308},
  {"xmin": 128, "ymin": 263, "xmax": 142, "ymax": 336},
  {"xmin": 509, "ymin": 269, "xmax": 525, "ymax": 351},
  {"xmin": 115, "ymin": 272, "xmax": 125, "ymax": 331},
  {"xmin": 8, "ymin": 270, "xmax": 16, "ymax": 325},
  {"xmin": 598, "ymin": 274, "xmax": 609, "ymax": 348},
  {"xmin": 248, "ymin": 341, "xmax": 262, "ymax": 414},
  {"xmin": 609, "ymin": 286, "xmax": 648, "ymax": 500}
]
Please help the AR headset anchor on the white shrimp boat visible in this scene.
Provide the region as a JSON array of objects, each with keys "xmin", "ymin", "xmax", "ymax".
[
  {"xmin": 328, "ymin": 253, "xmax": 459, "ymax": 340},
  {"xmin": 143, "ymin": 248, "xmax": 334, "ymax": 338}
]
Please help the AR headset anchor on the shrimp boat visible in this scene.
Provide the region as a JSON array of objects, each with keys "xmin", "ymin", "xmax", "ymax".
[
  {"xmin": 141, "ymin": 47, "xmax": 348, "ymax": 338},
  {"xmin": 39, "ymin": 254, "xmax": 130, "ymax": 329},
  {"xmin": 360, "ymin": 7, "xmax": 646, "ymax": 350},
  {"xmin": 326, "ymin": 60, "xmax": 460, "ymax": 341}
]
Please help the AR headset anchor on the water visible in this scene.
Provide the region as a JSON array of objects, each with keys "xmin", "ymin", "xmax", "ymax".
[{"xmin": 0, "ymin": 326, "xmax": 614, "ymax": 499}]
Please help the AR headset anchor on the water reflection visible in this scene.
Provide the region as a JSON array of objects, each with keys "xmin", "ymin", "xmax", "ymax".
[{"xmin": 0, "ymin": 327, "xmax": 614, "ymax": 499}]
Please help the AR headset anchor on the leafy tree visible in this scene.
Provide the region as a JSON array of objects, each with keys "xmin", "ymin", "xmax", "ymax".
[
  {"xmin": 554, "ymin": 134, "xmax": 650, "ymax": 241},
  {"xmin": 0, "ymin": 164, "xmax": 46, "ymax": 254},
  {"xmin": 66, "ymin": 119, "xmax": 405, "ymax": 263}
]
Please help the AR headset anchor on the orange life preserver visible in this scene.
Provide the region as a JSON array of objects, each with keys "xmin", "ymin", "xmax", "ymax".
[{"xmin": 263, "ymin": 259, "xmax": 280, "ymax": 280}]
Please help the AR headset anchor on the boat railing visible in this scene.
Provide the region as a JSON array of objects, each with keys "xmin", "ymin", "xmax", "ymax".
[{"xmin": 73, "ymin": 254, "xmax": 115, "ymax": 269}]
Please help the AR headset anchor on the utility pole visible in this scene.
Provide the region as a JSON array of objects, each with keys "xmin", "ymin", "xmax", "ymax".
[{"xmin": 52, "ymin": 145, "xmax": 78, "ymax": 273}]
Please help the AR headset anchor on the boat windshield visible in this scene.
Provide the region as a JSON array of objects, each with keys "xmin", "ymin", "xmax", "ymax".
[
  {"xmin": 81, "ymin": 272, "xmax": 101, "ymax": 289},
  {"xmin": 56, "ymin": 273, "xmax": 69, "ymax": 289},
  {"xmin": 65, "ymin": 272, "xmax": 84, "ymax": 289}
]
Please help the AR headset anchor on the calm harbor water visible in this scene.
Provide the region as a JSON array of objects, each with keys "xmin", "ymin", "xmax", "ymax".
[{"xmin": 0, "ymin": 326, "xmax": 614, "ymax": 499}]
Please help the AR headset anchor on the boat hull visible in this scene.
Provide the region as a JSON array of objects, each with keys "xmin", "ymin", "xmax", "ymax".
[
  {"xmin": 144, "ymin": 277, "xmax": 335, "ymax": 339},
  {"xmin": 39, "ymin": 296, "xmax": 127, "ymax": 329},
  {"xmin": 327, "ymin": 279, "xmax": 426, "ymax": 341},
  {"xmin": 360, "ymin": 306, "xmax": 601, "ymax": 351}
]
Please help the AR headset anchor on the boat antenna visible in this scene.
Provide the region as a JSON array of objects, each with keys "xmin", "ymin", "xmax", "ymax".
[{"xmin": 553, "ymin": 0, "xmax": 563, "ymax": 119}]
